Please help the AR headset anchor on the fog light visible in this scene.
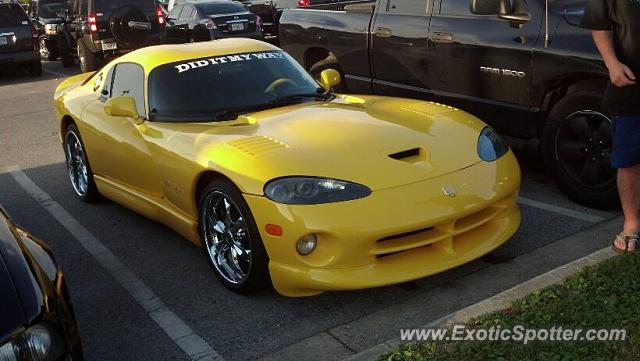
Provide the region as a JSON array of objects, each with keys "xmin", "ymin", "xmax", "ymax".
[{"xmin": 296, "ymin": 234, "xmax": 317, "ymax": 255}]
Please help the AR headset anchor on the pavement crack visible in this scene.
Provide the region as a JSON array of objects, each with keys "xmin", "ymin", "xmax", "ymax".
[{"xmin": 326, "ymin": 330, "xmax": 358, "ymax": 354}]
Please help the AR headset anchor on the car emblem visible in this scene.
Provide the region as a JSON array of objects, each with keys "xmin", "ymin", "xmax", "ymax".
[
  {"xmin": 234, "ymin": 15, "xmax": 239, "ymax": 20},
  {"xmin": 442, "ymin": 185, "xmax": 457, "ymax": 197}
]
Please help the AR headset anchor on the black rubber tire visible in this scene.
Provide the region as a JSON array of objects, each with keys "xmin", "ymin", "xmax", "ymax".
[
  {"xmin": 542, "ymin": 90, "xmax": 619, "ymax": 209},
  {"xmin": 77, "ymin": 38, "xmax": 99, "ymax": 73},
  {"xmin": 39, "ymin": 37, "xmax": 58, "ymax": 60},
  {"xmin": 198, "ymin": 179, "xmax": 270, "ymax": 294},
  {"xmin": 63, "ymin": 124, "xmax": 100, "ymax": 203},
  {"xmin": 59, "ymin": 35, "xmax": 74, "ymax": 68},
  {"xmin": 309, "ymin": 59, "xmax": 348, "ymax": 93},
  {"xmin": 27, "ymin": 60, "xmax": 42, "ymax": 77}
]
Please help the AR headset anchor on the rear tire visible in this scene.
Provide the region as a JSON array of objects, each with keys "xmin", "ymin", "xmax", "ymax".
[
  {"xmin": 58, "ymin": 35, "xmax": 74, "ymax": 68},
  {"xmin": 77, "ymin": 39, "xmax": 98, "ymax": 73},
  {"xmin": 198, "ymin": 179, "xmax": 270, "ymax": 294},
  {"xmin": 27, "ymin": 60, "xmax": 42, "ymax": 77},
  {"xmin": 542, "ymin": 90, "xmax": 619, "ymax": 209}
]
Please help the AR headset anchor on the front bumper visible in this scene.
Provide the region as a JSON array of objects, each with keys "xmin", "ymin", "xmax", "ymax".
[{"xmin": 245, "ymin": 151, "xmax": 521, "ymax": 297}]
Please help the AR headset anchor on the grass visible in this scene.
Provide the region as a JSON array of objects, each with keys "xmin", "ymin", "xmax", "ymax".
[{"xmin": 383, "ymin": 253, "xmax": 640, "ymax": 361}]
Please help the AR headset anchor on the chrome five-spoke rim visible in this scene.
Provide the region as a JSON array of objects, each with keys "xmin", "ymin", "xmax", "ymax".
[
  {"xmin": 203, "ymin": 192, "xmax": 252, "ymax": 284},
  {"xmin": 65, "ymin": 132, "xmax": 89, "ymax": 196}
]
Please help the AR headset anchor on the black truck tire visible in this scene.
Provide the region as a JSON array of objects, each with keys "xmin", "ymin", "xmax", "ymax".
[
  {"xmin": 309, "ymin": 59, "xmax": 348, "ymax": 93},
  {"xmin": 542, "ymin": 90, "xmax": 619, "ymax": 209},
  {"xmin": 59, "ymin": 35, "xmax": 74, "ymax": 68},
  {"xmin": 77, "ymin": 38, "xmax": 99, "ymax": 73}
]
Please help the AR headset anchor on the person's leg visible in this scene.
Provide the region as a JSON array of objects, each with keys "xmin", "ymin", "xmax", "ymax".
[
  {"xmin": 611, "ymin": 114, "xmax": 640, "ymax": 252},
  {"xmin": 615, "ymin": 164, "xmax": 640, "ymax": 251}
]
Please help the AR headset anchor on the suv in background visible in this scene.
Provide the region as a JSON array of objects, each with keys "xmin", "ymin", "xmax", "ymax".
[
  {"xmin": 28, "ymin": 0, "xmax": 66, "ymax": 60},
  {"xmin": 58, "ymin": 0, "xmax": 166, "ymax": 72},
  {"xmin": 0, "ymin": 1, "xmax": 41, "ymax": 76}
]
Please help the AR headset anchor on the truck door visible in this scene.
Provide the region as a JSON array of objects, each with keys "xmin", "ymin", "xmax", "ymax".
[
  {"xmin": 370, "ymin": 0, "xmax": 431, "ymax": 98},
  {"xmin": 426, "ymin": 0, "xmax": 540, "ymax": 136}
]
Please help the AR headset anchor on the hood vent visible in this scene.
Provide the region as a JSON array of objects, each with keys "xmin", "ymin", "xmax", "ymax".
[
  {"xmin": 388, "ymin": 147, "xmax": 430, "ymax": 167},
  {"xmin": 389, "ymin": 148, "xmax": 421, "ymax": 160}
]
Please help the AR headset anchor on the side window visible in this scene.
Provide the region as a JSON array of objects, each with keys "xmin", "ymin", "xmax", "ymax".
[
  {"xmin": 168, "ymin": 4, "xmax": 181, "ymax": 18},
  {"xmin": 92, "ymin": 72, "xmax": 103, "ymax": 92},
  {"xmin": 185, "ymin": 6, "xmax": 195, "ymax": 19},
  {"xmin": 440, "ymin": 0, "xmax": 471, "ymax": 16},
  {"xmin": 110, "ymin": 63, "xmax": 145, "ymax": 117},
  {"xmin": 387, "ymin": 0, "xmax": 427, "ymax": 15}
]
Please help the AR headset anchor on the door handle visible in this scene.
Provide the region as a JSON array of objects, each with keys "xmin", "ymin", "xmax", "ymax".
[
  {"xmin": 374, "ymin": 27, "xmax": 392, "ymax": 38},
  {"xmin": 432, "ymin": 32, "xmax": 454, "ymax": 43}
]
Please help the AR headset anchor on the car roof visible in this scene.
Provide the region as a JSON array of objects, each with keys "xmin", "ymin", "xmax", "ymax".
[{"xmin": 115, "ymin": 38, "xmax": 280, "ymax": 72}]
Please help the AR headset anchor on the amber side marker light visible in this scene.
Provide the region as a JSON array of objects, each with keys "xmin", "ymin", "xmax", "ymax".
[{"xmin": 266, "ymin": 224, "xmax": 283, "ymax": 236}]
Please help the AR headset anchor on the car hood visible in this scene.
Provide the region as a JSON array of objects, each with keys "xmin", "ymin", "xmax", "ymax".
[
  {"xmin": 155, "ymin": 96, "xmax": 488, "ymax": 194},
  {"xmin": 0, "ymin": 215, "xmax": 28, "ymax": 342}
]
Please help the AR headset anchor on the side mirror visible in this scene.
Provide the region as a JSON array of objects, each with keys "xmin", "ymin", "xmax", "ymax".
[
  {"xmin": 104, "ymin": 96, "xmax": 140, "ymax": 120},
  {"xmin": 319, "ymin": 69, "xmax": 341, "ymax": 92}
]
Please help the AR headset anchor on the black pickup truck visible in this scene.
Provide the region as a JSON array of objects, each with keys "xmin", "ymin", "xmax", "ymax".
[{"xmin": 279, "ymin": 0, "xmax": 616, "ymax": 209}]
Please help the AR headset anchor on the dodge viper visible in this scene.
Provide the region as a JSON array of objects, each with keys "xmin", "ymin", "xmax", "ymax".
[{"xmin": 53, "ymin": 39, "xmax": 521, "ymax": 297}]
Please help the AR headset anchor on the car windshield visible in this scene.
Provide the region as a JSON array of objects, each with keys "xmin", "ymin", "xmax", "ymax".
[
  {"xmin": 148, "ymin": 50, "xmax": 327, "ymax": 122},
  {"xmin": 198, "ymin": 2, "xmax": 247, "ymax": 14},
  {"xmin": 0, "ymin": 4, "xmax": 29, "ymax": 26},
  {"xmin": 37, "ymin": 0, "xmax": 66, "ymax": 18}
]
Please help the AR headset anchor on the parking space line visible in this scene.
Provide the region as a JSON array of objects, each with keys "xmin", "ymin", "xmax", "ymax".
[
  {"xmin": 44, "ymin": 69, "xmax": 68, "ymax": 78},
  {"xmin": 518, "ymin": 196, "xmax": 607, "ymax": 223},
  {"xmin": 5, "ymin": 165, "xmax": 224, "ymax": 361}
]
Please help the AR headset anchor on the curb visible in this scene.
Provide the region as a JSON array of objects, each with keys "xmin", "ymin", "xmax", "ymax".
[{"xmin": 343, "ymin": 245, "xmax": 618, "ymax": 361}]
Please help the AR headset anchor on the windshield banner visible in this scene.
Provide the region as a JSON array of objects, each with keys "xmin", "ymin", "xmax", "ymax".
[{"xmin": 174, "ymin": 52, "xmax": 285, "ymax": 74}]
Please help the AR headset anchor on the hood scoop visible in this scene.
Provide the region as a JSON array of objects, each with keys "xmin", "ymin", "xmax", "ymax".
[{"xmin": 388, "ymin": 147, "xmax": 430, "ymax": 168}]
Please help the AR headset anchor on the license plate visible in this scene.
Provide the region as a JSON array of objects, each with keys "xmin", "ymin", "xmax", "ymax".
[
  {"xmin": 230, "ymin": 23, "xmax": 244, "ymax": 32},
  {"xmin": 101, "ymin": 42, "xmax": 117, "ymax": 50},
  {"xmin": 0, "ymin": 37, "xmax": 6, "ymax": 45}
]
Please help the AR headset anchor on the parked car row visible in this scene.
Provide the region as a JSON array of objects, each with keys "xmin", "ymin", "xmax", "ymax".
[{"xmin": 278, "ymin": 0, "xmax": 617, "ymax": 209}]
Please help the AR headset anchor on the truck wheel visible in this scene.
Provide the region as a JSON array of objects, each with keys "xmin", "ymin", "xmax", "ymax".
[
  {"xmin": 309, "ymin": 59, "xmax": 347, "ymax": 93},
  {"xmin": 77, "ymin": 39, "xmax": 98, "ymax": 73},
  {"xmin": 59, "ymin": 35, "xmax": 74, "ymax": 68},
  {"xmin": 542, "ymin": 90, "xmax": 618, "ymax": 209},
  {"xmin": 27, "ymin": 60, "xmax": 43, "ymax": 77}
]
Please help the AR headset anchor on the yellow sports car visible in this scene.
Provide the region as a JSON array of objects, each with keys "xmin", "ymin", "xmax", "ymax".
[{"xmin": 54, "ymin": 39, "xmax": 521, "ymax": 297}]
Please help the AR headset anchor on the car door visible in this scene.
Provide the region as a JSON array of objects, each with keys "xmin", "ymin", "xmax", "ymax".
[
  {"xmin": 81, "ymin": 63, "xmax": 163, "ymax": 197},
  {"xmin": 426, "ymin": 0, "xmax": 540, "ymax": 135},
  {"xmin": 370, "ymin": 0, "xmax": 431, "ymax": 98}
]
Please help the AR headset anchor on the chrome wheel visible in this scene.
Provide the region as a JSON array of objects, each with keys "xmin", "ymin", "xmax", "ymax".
[
  {"xmin": 202, "ymin": 191, "xmax": 252, "ymax": 284},
  {"xmin": 65, "ymin": 131, "xmax": 89, "ymax": 197}
]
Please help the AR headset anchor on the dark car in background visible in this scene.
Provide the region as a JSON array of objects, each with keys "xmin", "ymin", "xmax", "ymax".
[
  {"xmin": 280, "ymin": 0, "xmax": 618, "ymax": 209},
  {"xmin": 0, "ymin": 206, "xmax": 83, "ymax": 360},
  {"xmin": 166, "ymin": 0, "xmax": 262, "ymax": 42},
  {"xmin": 28, "ymin": 0, "xmax": 66, "ymax": 60},
  {"xmin": 58, "ymin": 0, "xmax": 166, "ymax": 72},
  {"xmin": 0, "ymin": 1, "xmax": 41, "ymax": 76}
]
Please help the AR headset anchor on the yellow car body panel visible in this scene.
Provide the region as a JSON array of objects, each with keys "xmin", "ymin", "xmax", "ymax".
[{"xmin": 54, "ymin": 39, "xmax": 521, "ymax": 296}]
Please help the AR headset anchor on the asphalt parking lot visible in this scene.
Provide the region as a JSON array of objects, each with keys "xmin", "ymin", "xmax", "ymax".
[{"xmin": 0, "ymin": 61, "xmax": 622, "ymax": 361}]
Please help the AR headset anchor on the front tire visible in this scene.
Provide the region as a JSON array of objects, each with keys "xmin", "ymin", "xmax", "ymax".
[
  {"xmin": 542, "ymin": 90, "xmax": 618, "ymax": 209},
  {"xmin": 63, "ymin": 124, "xmax": 100, "ymax": 202},
  {"xmin": 198, "ymin": 180, "xmax": 270, "ymax": 294}
]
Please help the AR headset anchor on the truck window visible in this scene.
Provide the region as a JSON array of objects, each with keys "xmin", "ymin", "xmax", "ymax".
[
  {"xmin": 439, "ymin": 0, "xmax": 472, "ymax": 16},
  {"xmin": 386, "ymin": 0, "xmax": 427, "ymax": 15}
]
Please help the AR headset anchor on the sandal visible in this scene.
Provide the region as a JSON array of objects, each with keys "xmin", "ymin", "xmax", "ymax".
[{"xmin": 612, "ymin": 232, "xmax": 638, "ymax": 253}]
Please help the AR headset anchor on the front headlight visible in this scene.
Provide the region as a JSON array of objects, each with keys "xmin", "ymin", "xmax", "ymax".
[
  {"xmin": 44, "ymin": 24, "xmax": 58, "ymax": 35},
  {"xmin": 264, "ymin": 177, "xmax": 371, "ymax": 204},
  {"xmin": 477, "ymin": 126, "xmax": 508, "ymax": 162},
  {"xmin": 0, "ymin": 324, "xmax": 66, "ymax": 361}
]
